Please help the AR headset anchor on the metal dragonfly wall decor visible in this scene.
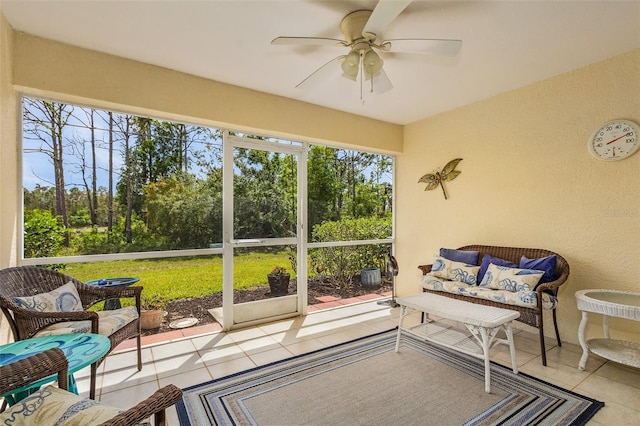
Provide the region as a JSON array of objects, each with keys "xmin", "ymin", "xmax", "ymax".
[{"xmin": 418, "ymin": 158, "xmax": 463, "ymax": 200}]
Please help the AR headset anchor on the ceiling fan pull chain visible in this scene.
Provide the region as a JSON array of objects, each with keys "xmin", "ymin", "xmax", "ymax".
[{"xmin": 360, "ymin": 55, "xmax": 364, "ymax": 103}]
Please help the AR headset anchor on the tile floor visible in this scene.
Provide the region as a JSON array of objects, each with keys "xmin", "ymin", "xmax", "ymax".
[{"xmin": 71, "ymin": 299, "xmax": 639, "ymax": 425}]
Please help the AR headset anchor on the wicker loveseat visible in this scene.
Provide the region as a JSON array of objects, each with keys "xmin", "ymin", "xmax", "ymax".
[{"xmin": 418, "ymin": 245, "xmax": 570, "ymax": 366}]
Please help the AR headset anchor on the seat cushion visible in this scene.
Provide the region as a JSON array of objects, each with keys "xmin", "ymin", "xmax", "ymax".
[
  {"xmin": 421, "ymin": 274, "xmax": 557, "ymax": 309},
  {"xmin": 0, "ymin": 385, "xmax": 147, "ymax": 426},
  {"xmin": 34, "ymin": 306, "xmax": 139, "ymax": 338}
]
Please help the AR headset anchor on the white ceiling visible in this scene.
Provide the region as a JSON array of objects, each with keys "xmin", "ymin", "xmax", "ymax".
[{"xmin": 2, "ymin": 0, "xmax": 639, "ymax": 125}]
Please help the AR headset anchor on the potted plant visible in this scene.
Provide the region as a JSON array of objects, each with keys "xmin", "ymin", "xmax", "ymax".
[
  {"xmin": 140, "ymin": 294, "xmax": 166, "ymax": 330},
  {"xmin": 267, "ymin": 266, "xmax": 290, "ymax": 296}
]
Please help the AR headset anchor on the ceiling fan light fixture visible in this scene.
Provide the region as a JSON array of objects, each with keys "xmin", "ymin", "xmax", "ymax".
[
  {"xmin": 363, "ymin": 49, "xmax": 383, "ymax": 78},
  {"xmin": 341, "ymin": 50, "xmax": 360, "ymax": 81}
]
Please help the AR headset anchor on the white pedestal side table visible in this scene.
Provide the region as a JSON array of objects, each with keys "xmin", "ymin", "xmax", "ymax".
[{"xmin": 575, "ymin": 289, "xmax": 640, "ymax": 370}]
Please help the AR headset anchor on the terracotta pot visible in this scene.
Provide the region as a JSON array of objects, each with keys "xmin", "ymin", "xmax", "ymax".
[
  {"xmin": 268, "ymin": 274, "xmax": 290, "ymax": 296},
  {"xmin": 140, "ymin": 309, "xmax": 164, "ymax": 330}
]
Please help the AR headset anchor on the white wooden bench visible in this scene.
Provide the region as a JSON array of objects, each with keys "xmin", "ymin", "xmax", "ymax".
[{"xmin": 395, "ymin": 292, "xmax": 520, "ymax": 393}]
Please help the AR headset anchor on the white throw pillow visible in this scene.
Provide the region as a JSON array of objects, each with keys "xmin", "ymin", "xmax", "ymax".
[
  {"xmin": 13, "ymin": 281, "xmax": 82, "ymax": 312},
  {"xmin": 479, "ymin": 263, "xmax": 544, "ymax": 292},
  {"xmin": 429, "ymin": 255, "xmax": 480, "ymax": 285}
]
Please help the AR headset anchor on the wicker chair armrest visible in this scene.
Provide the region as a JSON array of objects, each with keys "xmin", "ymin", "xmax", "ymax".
[
  {"xmin": 536, "ymin": 274, "xmax": 568, "ymax": 295},
  {"xmin": 417, "ymin": 264, "xmax": 432, "ymax": 275},
  {"xmin": 14, "ymin": 309, "xmax": 98, "ymax": 321},
  {"xmin": 12, "ymin": 308, "xmax": 99, "ymax": 321},
  {"xmin": 0, "ymin": 348, "xmax": 69, "ymax": 394},
  {"xmin": 99, "ymin": 384, "xmax": 183, "ymax": 426}
]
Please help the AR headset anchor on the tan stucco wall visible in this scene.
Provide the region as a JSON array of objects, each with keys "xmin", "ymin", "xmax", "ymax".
[
  {"xmin": 0, "ymin": 13, "xmax": 17, "ymax": 270},
  {"xmin": 398, "ymin": 49, "xmax": 640, "ymax": 345},
  {"xmin": 0, "ymin": 12, "xmax": 17, "ymax": 342}
]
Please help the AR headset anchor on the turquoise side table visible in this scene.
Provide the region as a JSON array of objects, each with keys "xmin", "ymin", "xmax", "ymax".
[{"xmin": 0, "ymin": 333, "xmax": 110, "ymax": 405}]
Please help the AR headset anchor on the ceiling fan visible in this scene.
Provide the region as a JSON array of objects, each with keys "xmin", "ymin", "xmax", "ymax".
[{"xmin": 271, "ymin": 0, "xmax": 462, "ymax": 97}]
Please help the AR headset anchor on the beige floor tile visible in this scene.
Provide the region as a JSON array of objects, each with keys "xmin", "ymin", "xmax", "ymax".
[
  {"xmin": 101, "ymin": 362, "xmax": 158, "ymax": 394},
  {"xmin": 235, "ymin": 335, "xmax": 281, "ymax": 355},
  {"xmin": 257, "ymin": 317, "xmax": 305, "ymax": 334},
  {"xmin": 153, "ymin": 352, "xmax": 206, "ymax": 379},
  {"xmin": 519, "ymin": 357, "xmax": 594, "ymax": 389},
  {"xmin": 189, "ymin": 332, "xmax": 235, "ymax": 350},
  {"xmin": 165, "ymin": 405, "xmax": 180, "ymax": 426},
  {"xmin": 99, "ymin": 380, "xmax": 160, "ymax": 409},
  {"xmin": 544, "ymin": 343, "xmax": 607, "ymax": 371},
  {"xmin": 576, "ymin": 373, "xmax": 640, "ymax": 410},
  {"xmin": 248, "ymin": 345, "xmax": 294, "ymax": 366},
  {"xmin": 151, "ymin": 339, "xmax": 197, "ymax": 360},
  {"xmin": 207, "ymin": 355, "xmax": 256, "ymax": 378},
  {"xmin": 198, "ymin": 343, "xmax": 246, "ymax": 366},
  {"xmin": 594, "ymin": 361, "xmax": 640, "ymax": 389},
  {"xmin": 226, "ymin": 326, "xmax": 268, "ymax": 343},
  {"xmin": 590, "ymin": 400, "xmax": 640, "ymax": 426},
  {"xmin": 158, "ymin": 366, "xmax": 213, "ymax": 389},
  {"xmin": 269, "ymin": 328, "xmax": 319, "ymax": 345},
  {"xmin": 284, "ymin": 337, "xmax": 326, "ymax": 355}
]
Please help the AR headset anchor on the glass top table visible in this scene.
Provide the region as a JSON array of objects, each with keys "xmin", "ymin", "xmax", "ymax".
[
  {"xmin": 86, "ymin": 276, "xmax": 140, "ymax": 310},
  {"xmin": 575, "ymin": 289, "xmax": 640, "ymax": 370}
]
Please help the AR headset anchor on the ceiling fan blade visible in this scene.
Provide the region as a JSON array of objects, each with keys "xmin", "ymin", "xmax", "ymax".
[
  {"xmin": 384, "ymin": 39, "xmax": 462, "ymax": 56},
  {"xmin": 271, "ymin": 36, "xmax": 347, "ymax": 47},
  {"xmin": 296, "ymin": 56, "xmax": 345, "ymax": 90},
  {"xmin": 362, "ymin": 0, "xmax": 412, "ymax": 39}
]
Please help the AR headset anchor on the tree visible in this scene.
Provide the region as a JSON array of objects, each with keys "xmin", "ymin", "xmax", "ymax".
[
  {"xmin": 23, "ymin": 99, "xmax": 74, "ymax": 245},
  {"xmin": 233, "ymin": 148, "xmax": 294, "ymax": 239},
  {"xmin": 145, "ymin": 173, "xmax": 222, "ymax": 249},
  {"xmin": 23, "ymin": 185, "xmax": 56, "ymax": 212}
]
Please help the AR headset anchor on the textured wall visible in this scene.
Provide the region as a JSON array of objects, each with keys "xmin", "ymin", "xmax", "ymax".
[
  {"xmin": 0, "ymin": 13, "xmax": 17, "ymax": 343},
  {"xmin": 0, "ymin": 13, "xmax": 17, "ymax": 270},
  {"xmin": 398, "ymin": 49, "xmax": 640, "ymax": 345}
]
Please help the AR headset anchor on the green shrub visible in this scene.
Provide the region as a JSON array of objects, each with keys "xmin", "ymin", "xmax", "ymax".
[
  {"xmin": 71, "ymin": 216, "xmax": 165, "ymax": 255},
  {"xmin": 309, "ymin": 216, "xmax": 391, "ymax": 288},
  {"xmin": 24, "ymin": 209, "xmax": 65, "ymax": 258}
]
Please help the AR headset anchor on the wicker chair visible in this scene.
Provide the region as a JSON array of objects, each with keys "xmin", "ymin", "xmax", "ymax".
[
  {"xmin": 0, "ymin": 266, "xmax": 142, "ymax": 399},
  {"xmin": 0, "ymin": 348, "xmax": 182, "ymax": 425},
  {"xmin": 418, "ymin": 245, "xmax": 570, "ymax": 366}
]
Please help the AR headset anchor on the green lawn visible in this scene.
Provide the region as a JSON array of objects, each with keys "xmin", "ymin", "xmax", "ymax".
[{"xmin": 64, "ymin": 252, "xmax": 291, "ymax": 307}]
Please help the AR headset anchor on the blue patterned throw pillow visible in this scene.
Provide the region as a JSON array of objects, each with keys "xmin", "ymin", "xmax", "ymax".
[
  {"xmin": 13, "ymin": 282, "xmax": 82, "ymax": 312},
  {"xmin": 479, "ymin": 263, "xmax": 544, "ymax": 292},
  {"xmin": 430, "ymin": 255, "xmax": 480, "ymax": 285}
]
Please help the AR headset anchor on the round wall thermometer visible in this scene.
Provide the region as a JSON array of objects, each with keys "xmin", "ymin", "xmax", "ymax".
[{"xmin": 588, "ymin": 119, "xmax": 639, "ymax": 161}]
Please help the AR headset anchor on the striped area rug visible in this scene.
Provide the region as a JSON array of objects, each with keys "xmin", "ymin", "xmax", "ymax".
[{"xmin": 177, "ymin": 329, "xmax": 603, "ymax": 425}]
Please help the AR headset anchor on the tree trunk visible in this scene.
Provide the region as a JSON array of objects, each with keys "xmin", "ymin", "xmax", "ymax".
[
  {"xmin": 107, "ymin": 112, "xmax": 114, "ymax": 231},
  {"xmin": 90, "ymin": 110, "xmax": 98, "ymax": 225}
]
